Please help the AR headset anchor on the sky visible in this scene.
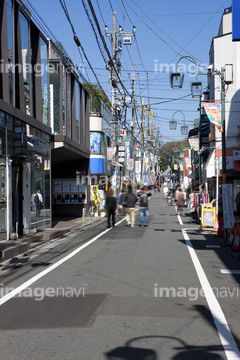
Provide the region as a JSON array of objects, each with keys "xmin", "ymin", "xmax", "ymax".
[{"xmin": 26, "ymin": 0, "xmax": 232, "ymax": 144}]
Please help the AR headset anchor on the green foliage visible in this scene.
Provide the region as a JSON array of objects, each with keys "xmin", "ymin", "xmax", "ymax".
[
  {"xmin": 83, "ymin": 83, "xmax": 111, "ymax": 110},
  {"xmin": 158, "ymin": 139, "xmax": 189, "ymax": 170},
  {"xmin": 55, "ymin": 41, "xmax": 67, "ymax": 56}
]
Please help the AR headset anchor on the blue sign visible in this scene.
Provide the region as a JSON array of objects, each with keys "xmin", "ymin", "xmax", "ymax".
[{"xmin": 233, "ymin": 0, "xmax": 240, "ymax": 41}]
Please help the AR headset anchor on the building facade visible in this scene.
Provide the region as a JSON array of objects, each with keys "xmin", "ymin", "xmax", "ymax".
[
  {"xmin": 0, "ymin": 0, "xmax": 90, "ymax": 240},
  {"xmin": 207, "ymin": 7, "xmax": 240, "ymax": 210}
]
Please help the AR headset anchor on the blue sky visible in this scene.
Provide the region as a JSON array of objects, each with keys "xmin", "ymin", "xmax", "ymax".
[{"xmin": 28, "ymin": 0, "xmax": 232, "ymax": 144}]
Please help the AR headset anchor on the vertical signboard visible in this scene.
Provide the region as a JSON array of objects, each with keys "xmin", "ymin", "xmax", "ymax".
[
  {"xmin": 233, "ymin": 0, "xmax": 240, "ymax": 41},
  {"xmin": 222, "ymin": 184, "xmax": 235, "ymax": 229}
]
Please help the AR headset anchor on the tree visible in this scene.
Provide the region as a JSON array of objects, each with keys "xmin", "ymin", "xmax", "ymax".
[{"xmin": 158, "ymin": 139, "xmax": 189, "ymax": 172}]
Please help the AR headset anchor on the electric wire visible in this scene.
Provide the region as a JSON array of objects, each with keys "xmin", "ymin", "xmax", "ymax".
[
  {"xmin": 85, "ymin": 0, "xmax": 132, "ymax": 98},
  {"xmin": 59, "ymin": 0, "xmax": 110, "ymax": 99}
]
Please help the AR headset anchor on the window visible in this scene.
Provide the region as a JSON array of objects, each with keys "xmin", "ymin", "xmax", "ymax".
[
  {"xmin": 67, "ymin": 73, "xmax": 71, "ymax": 138},
  {"xmin": 49, "ymin": 62, "xmax": 60, "ymax": 134},
  {"xmin": 75, "ymin": 81, "xmax": 80, "ymax": 143},
  {"xmin": 20, "ymin": 11, "xmax": 31, "ymax": 115},
  {"xmin": 62, "ymin": 66, "xmax": 66, "ymax": 135},
  {"xmin": 40, "ymin": 37, "xmax": 48, "ymax": 125},
  {"xmin": 6, "ymin": 0, "xmax": 13, "ymax": 105},
  {"xmin": 82, "ymin": 88, "xmax": 85, "ymax": 146}
]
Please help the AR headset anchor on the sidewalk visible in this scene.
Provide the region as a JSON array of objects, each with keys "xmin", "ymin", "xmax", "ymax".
[{"xmin": 0, "ymin": 215, "xmax": 108, "ymax": 262}]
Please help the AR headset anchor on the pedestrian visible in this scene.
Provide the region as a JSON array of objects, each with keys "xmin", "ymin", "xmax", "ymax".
[
  {"xmin": 175, "ymin": 187, "xmax": 180, "ymax": 202},
  {"xmin": 106, "ymin": 188, "xmax": 117, "ymax": 228},
  {"xmin": 125, "ymin": 184, "xmax": 137, "ymax": 227},
  {"xmin": 176, "ymin": 188, "xmax": 185, "ymax": 215},
  {"xmin": 163, "ymin": 184, "xmax": 168, "ymax": 199},
  {"xmin": 119, "ymin": 187, "xmax": 127, "ymax": 215},
  {"xmin": 34, "ymin": 189, "xmax": 43, "ymax": 217},
  {"xmin": 139, "ymin": 186, "xmax": 152, "ymax": 227}
]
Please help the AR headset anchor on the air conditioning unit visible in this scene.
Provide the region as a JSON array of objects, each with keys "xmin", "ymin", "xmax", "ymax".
[{"xmin": 123, "ymin": 36, "xmax": 132, "ymax": 45}]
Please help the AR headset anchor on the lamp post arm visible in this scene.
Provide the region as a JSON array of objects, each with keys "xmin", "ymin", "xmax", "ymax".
[
  {"xmin": 176, "ymin": 56, "xmax": 198, "ymax": 81},
  {"xmin": 172, "ymin": 110, "xmax": 186, "ymax": 126}
]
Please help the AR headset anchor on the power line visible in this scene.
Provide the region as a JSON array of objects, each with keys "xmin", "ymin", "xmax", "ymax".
[
  {"xmin": 84, "ymin": 0, "xmax": 132, "ymax": 98},
  {"xmin": 58, "ymin": 0, "xmax": 109, "ymax": 98}
]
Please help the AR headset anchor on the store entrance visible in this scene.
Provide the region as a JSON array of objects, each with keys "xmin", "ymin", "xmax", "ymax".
[{"xmin": 12, "ymin": 161, "xmax": 23, "ymax": 235}]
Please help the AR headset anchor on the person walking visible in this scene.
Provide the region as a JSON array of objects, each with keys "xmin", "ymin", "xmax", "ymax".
[
  {"xmin": 176, "ymin": 188, "xmax": 185, "ymax": 215},
  {"xmin": 106, "ymin": 188, "xmax": 117, "ymax": 228},
  {"xmin": 139, "ymin": 186, "xmax": 152, "ymax": 227},
  {"xmin": 34, "ymin": 189, "xmax": 43, "ymax": 217},
  {"xmin": 119, "ymin": 187, "xmax": 127, "ymax": 215},
  {"xmin": 125, "ymin": 185, "xmax": 137, "ymax": 227},
  {"xmin": 163, "ymin": 184, "xmax": 168, "ymax": 199}
]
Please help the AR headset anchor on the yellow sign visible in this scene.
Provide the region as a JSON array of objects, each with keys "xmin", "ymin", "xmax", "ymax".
[
  {"xmin": 200, "ymin": 204, "xmax": 216, "ymax": 231},
  {"xmin": 91, "ymin": 185, "xmax": 100, "ymax": 206}
]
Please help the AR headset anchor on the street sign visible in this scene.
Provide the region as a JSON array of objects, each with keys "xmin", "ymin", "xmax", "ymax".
[
  {"xmin": 120, "ymin": 130, "xmax": 126, "ymax": 136},
  {"xmin": 119, "ymin": 152, "xmax": 125, "ymax": 157}
]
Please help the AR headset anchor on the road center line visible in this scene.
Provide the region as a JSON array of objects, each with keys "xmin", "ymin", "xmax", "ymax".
[
  {"xmin": 182, "ymin": 228, "xmax": 240, "ymax": 360},
  {"xmin": 0, "ymin": 217, "xmax": 126, "ymax": 307}
]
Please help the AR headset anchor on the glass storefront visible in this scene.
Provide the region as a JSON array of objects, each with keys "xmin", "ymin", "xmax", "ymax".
[{"xmin": 0, "ymin": 111, "xmax": 50, "ymax": 239}]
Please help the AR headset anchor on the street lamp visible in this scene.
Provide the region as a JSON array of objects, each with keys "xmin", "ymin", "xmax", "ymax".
[
  {"xmin": 169, "ymin": 56, "xmax": 204, "ymax": 98},
  {"xmin": 170, "ymin": 111, "xmax": 189, "ymax": 136}
]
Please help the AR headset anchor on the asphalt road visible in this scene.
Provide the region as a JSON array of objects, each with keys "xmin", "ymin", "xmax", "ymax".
[{"xmin": 0, "ymin": 192, "xmax": 240, "ymax": 360}]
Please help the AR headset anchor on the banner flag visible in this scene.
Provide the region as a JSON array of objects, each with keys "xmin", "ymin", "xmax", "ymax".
[
  {"xmin": 185, "ymin": 157, "xmax": 191, "ymax": 168},
  {"xmin": 107, "ymin": 147, "xmax": 116, "ymax": 160},
  {"xmin": 188, "ymin": 138, "xmax": 199, "ymax": 152},
  {"xmin": 202, "ymin": 102, "xmax": 223, "ymax": 133},
  {"xmin": 127, "ymin": 158, "xmax": 134, "ymax": 171}
]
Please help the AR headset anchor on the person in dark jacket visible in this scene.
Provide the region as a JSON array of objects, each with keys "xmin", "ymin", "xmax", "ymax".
[
  {"xmin": 119, "ymin": 188, "xmax": 127, "ymax": 215},
  {"xmin": 138, "ymin": 186, "xmax": 152, "ymax": 227},
  {"xmin": 125, "ymin": 185, "xmax": 137, "ymax": 227},
  {"xmin": 106, "ymin": 188, "xmax": 117, "ymax": 228}
]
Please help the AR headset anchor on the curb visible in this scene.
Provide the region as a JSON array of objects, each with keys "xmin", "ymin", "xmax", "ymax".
[{"xmin": 0, "ymin": 217, "xmax": 109, "ymax": 262}]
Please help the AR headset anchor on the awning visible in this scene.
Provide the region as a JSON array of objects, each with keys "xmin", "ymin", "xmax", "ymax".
[{"xmin": 188, "ymin": 124, "xmax": 209, "ymax": 138}]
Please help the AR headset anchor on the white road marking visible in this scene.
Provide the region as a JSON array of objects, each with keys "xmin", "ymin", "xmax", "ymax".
[
  {"xmin": 182, "ymin": 228, "xmax": 240, "ymax": 360},
  {"xmin": 0, "ymin": 217, "xmax": 126, "ymax": 306},
  {"xmin": 175, "ymin": 207, "xmax": 184, "ymax": 225}
]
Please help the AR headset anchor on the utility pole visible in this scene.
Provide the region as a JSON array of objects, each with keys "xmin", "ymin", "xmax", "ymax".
[
  {"xmin": 130, "ymin": 64, "xmax": 138, "ymax": 188},
  {"xmin": 104, "ymin": 13, "xmax": 136, "ymax": 195}
]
